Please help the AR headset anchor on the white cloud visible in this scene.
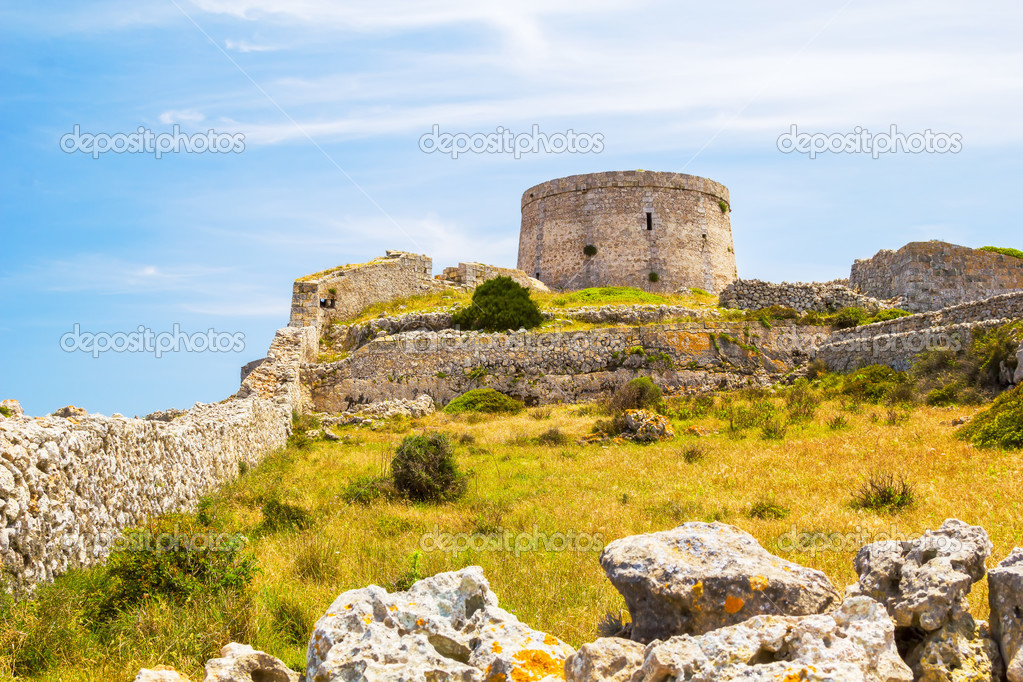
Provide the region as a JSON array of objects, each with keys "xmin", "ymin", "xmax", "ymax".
[
  {"xmin": 159, "ymin": 109, "xmax": 206, "ymax": 125},
  {"xmin": 224, "ymin": 38, "xmax": 279, "ymax": 52}
]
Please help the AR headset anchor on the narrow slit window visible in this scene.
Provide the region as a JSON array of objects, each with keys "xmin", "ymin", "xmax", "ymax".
[
  {"xmin": 645, "ymin": 212, "xmax": 653, "ymax": 231},
  {"xmin": 535, "ymin": 271, "xmax": 541, "ymax": 279}
]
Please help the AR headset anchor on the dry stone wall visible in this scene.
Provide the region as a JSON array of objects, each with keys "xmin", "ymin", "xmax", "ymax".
[
  {"xmin": 304, "ymin": 322, "xmax": 803, "ymax": 412},
  {"xmin": 0, "ymin": 397, "xmax": 291, "ymax": 592},
  {"xmin": 518, "ymin": 171, "xmax": 737, "ymax": 294},
  {"xmin": 718, "ymin": 279, "xmax": 892, "ymax": 313},
  {"xmin": 813, "ymin": 291, "xmax": 1023, "ymax": 371},
  {"xmin": 850, "ymin": 241, "xmax": 1023, "ymax": 312}
]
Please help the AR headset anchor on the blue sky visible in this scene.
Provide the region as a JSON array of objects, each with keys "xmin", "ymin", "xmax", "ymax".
[{"xmin": 1, "ymin": 0, "xmax": 1021, "ymax": 417}]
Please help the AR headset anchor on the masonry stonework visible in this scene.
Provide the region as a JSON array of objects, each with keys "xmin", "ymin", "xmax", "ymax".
[
  {"xmin": 850, "ymin": 241, "xmax": 1023, "ymax": 312},
  {"xmin": 518, "ymin": 171, "xmax": 738, "ymax": 293}
]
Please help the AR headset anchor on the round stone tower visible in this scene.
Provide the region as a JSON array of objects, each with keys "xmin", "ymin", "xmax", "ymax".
[{"xmin": 517, "ymin": 170, "xmax": 738, "ymax": 293}]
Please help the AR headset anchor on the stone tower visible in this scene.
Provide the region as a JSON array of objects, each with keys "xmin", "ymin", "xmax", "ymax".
[{"xmin": 517, "ymin": 170, "xmax": 738, "ymax": 293}]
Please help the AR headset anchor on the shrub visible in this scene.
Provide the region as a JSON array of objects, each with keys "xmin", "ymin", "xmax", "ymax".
[
  {"xmin": 841, "ymin": 365, "xmax": 911, "ymax": 404},
  {"xmin": 747, "ymin": 500, "xmax": 790, "ymax": 520},
  {"xmin": 592, "ymin": 413, "xmax": 629, "ymax": 437},
  {"xmin": 0, "ymin": 406, "xmax": 10, "ymax": 418},
  {"xmin": 805, "ymin": 359, "xmax": 831, "ymax": 381},
  {"xmin": 597, "ymin": 610, "xmax": 629, "ymax": 638},
  {"xmin": 724, "ymin": 399, "xmax": 777, "ymax": 432},
  {"xmin": 956, "ymin": 384, "xmax": 1023, "ymax": 449},
  {"xmin": 451, "ymin": 276, "xmax": 542, "ymax": 332},
  {"xmin": 911, "ymin": 322, "xmax": 1022, "ymax": 403},
  {"xmin": 392, "ymin": 434, "xmax": 467, "ymax": 502},
  {"xmin": 980, "ymin": 246, "xmax": 1023, "ymax": 260},
  {"xmin": 718, "ymin": 200, "xmax": 729, "ymax": 213},
  {"xmin": 681, "ymin": 445, "xmax": 705, "ymax": 464},
  {"xmin": 583, "ymin": 244, "xmax": 598, "ymax": 257},
  {"xmin": 862, "ymin": 308, "xmax": 912, "ymax": 325},
  {"xmin": 758, "ymin": 305, "xmax": 800, "ymax": 321},
  {"xmin": 853, "ymin": 472, "xmax": 915, "ymax": 513},
  {"xmin": 97, "ymin": 515, "xmax": 256, "ymax": 620},
  {"xmin": 536, "ymin": 427, "xmax": 570, "ymax": 446},
  {"xmin": 827, "ymin": 414, "xmax": 849, "ymax": 430},
  {"xmin": 444, "ymin": 388, "xmax": 524, "ymax": 415},
  {"xmin": 665, "ymin": 394, "xmax": 715, "ymax": 420},
  {"xmin": 648, "ymin": 272, "xmax": 660, "ymax": 283},
  {"xmin": 340, "ymin": 475, "xmax": 393, "ymax": 505},
  {"xmin": 529, "ymin": 406, "xmax": 553, "ymax": 420},
  {"xmin": 785, "ymin": 383, "xmax": 817, "ymax": 421},
  {"xmin": 761, "ymin": 416, "xmax": 788, "ymax": 440},
  {"xmin": 828, "ymin": 307, "xmax": 869, "ymax": 329},
  {"xmin": 606, "ymin": 377, "xmax": 662, "ymax": 412},
  {"xmin": 261, "ymin": 498, "xmax": 312, "ymax": 532}
]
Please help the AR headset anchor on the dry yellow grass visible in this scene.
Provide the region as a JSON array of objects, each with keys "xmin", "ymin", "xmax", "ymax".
[{"xmin": 4, "ymin": 397, "xmax": 1021, "ymax": 681}]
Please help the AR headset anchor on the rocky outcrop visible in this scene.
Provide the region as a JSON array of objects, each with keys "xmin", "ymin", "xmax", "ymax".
[
  {"xmin": 1, "ymin": 399, "xmax": 25, "ymax": 418},
  {"xmin": 320, "ymin": 394, "xmax": 436, "ymax": 427},
  {"xmin": 306, "ymin": 566, "xmax": 573, "ymax": 681},
  {"xmin": 989, "ymin": 548, "xmax": 1023, "ymax": 682},
  {"xmin": 203, "ymin": 642, "xmax": 299, "ymax": 682},
  {"xmin": 622, "ymin": 409, "xmax": 674, "ymax": 442},
  {"xmin": 846, "ymin": 519, "xmax": 1002, "ymax": 681},
  {"xmin": 599, "ymin": 522, "xmax": 841, "ymax": 643},
  {"xmin": 567, "ymin": 597, "xmax": 912, "ymax": 682},
  {"xmin": 134, "ymin": 643, "xmax": 297, "ymax": 682}
]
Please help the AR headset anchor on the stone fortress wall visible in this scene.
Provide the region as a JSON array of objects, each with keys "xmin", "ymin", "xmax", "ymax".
[
  {"xmin": 850, "ymin": 241, "xmax": 1023, "ymax": 312},
  {"xmin": 517, "ymin": 171, "xmax": 738, "ymax": 294},
  {"xmin": 718, "ymin": 279, "xmax": 892, "ymax": 313},
  {"xmin": 289, "ymin": 251, "xmax": 547, "ymax": 331}
]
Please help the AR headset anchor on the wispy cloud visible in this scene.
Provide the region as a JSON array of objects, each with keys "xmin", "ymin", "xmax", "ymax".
[{"xmin": 224, "ymin": 38, "xmax": 279, "ymax": 52}]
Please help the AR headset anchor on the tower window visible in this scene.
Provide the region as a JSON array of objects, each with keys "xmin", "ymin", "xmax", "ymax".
[
  {"xmin": 535, "ymin": 272, "xmax": 541, "ymax": 279},
  {"xmin": 645, "ymin": 212, "xmax": 653, "ymax": 231}
]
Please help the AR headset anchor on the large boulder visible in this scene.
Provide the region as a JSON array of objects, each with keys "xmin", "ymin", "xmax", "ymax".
[
  {"xmin": 134, "ymin": 667, "xmax": 190, "ymax": 681},
  {"xmin": 566, "ymin": 597, "xmax": 913, "ymax": 682},
  {"xmin": 623, "ymin": 409, "xmax": 674, "ymax": 442},
  {"xmin": 0, "ymin": 399, "xmax": 23, "ymax": 418},
  {"xmin": 845, "ymin": 518, "xmax": 1001, "ymax": 681},
  {"xmin": 564, "ymin": 638, "xmax": 646, "ymax": 682},
  {"xmin": 203, "ymin": 642, "xmax": 299, "ymax": 682},
  {"xmin": 600, "ymin": 522, "xmax": 841, "ymax": 643},
  {"xmin": 846, "ymin": 519, "xmax": 991, "ymax": 631},
  {"xmin": 306, "ymin": 566, "xmax": 573, "ymax": 681},
  {"xmin": 990, "ymin": 548, "xmax": 1023, "ymax": 682}
]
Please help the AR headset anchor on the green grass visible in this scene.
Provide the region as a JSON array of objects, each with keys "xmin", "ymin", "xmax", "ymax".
[
  {"xmin": 545, "ymin": 287, "xmax": 668, "ymax": 307},
  {"xmin": 980, "ymin": 246, "xmax": 1023, "ymax": 260},
  {"xmin": 3, "ymin": 395, "xmax": 1021, "ymax": 680}
]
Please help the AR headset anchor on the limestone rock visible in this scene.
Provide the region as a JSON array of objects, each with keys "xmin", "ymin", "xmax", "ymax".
[
  {"xmin": 51, "ymin": 405, "xmax": 87, "ymax": 419},
  {"xmin": 902, "ymin": 604, "xmax": 1003, "ymax": 682},
  {"xmin": 600, "ymin": 522, "xmax": 841, "ymax": 643},
  {"xmin": 564, "ymin": 637, "xmax": 646, "ymax": 682},
  {"xmin": 306, "ymin": 566, "xmax": 573, "ymax": 681},
  {"xmin": 989, "ymin": 548, "xmax": 1023, "ymax": 682},
  {"xmin": 203, "ymin": 642, "xmax": 299, "ymax": 682},
  {"xmin": 845, "ymin": 518, "xmax": 992, "ymax": 631},
  {"xmin": 0, "ymin": 399, "xmax": 24, "ymax": 417},
  {"xmin": 623, "ymin": 409, "xmax": 674, "ymax": 442},
  {"xmin": 134, "ymin": 666, "xmax": 190, "ymax": 681},
  {"xmin": 568, "ymin": 597, "xmax": 912, "ymax": 682}
]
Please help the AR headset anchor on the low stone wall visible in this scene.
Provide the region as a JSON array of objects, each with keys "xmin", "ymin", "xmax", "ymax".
[
  {"xmin": 0, "ymin": 397, "xmax": 291, "ymax": 592},
  {"xmin": 439, "ymin": 262, "xmax": 549, "ymax": 292},
  {"xmin": 718, "ymin": 279, "xmax": 890, "ymax": 313},
  {"xmin": 812, "ymin": 291, "xmax": 1023, "ymax": 371},
  {"xmin": 850, "ymin": 241, "xmax": 1023, "ymax": 312},
  {"xmin": 304, "ymin": 322, "xmax": 804, "ymax": 411}
]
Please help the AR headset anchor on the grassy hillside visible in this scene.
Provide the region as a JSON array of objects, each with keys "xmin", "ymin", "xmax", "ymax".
[{"xmin": 2, "ymin": 391, "xmax": 1021, "ymax": 681}]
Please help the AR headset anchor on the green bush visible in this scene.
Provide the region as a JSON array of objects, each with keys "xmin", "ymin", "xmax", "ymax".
[
  {"xmin": 0, "ymin": 406, "xmax": 10, "ymax": 418},
  {"xmin": 911, "ymin": 322, "xmax": 1022, "ymax": 404},
  {"xmin": 340, "ymin": 475, "xmax": 393, "ymax": 505},
  {"xmin": 536, "ymin": 427, "xmax": 570, "ymax": 446},
  {"xmin": 97, "ymin": 515, "xmax": 256, "ymax": 620},
  {"xmin": 841, "ymin": 365, "xmax": 911, "ymax": 404},
  {"xmin": 648, "ymin": 272, "xmax": 659, "ymax": 283},
  {"xmin": 583, "ymin": 244, "xmax": 598, "ymax": 257},
  {"xmin": 606, "ymin": 377, "xmax": 662, "ymax": 412},
  {"xmin": 444, "ymin": 388, "xmax": 524, "ymax": 415},
  {"xmin": 757, "ymin": 305, "xmax": 800, "ymax": 321},
  {"xmin": 853, "ymin": 472, "xmax": 915, "ymax": 513},
  {"xmin": 747, "ymin": 500, "xmax": 790, "ymax": 520},
  {"xmin": 451, "ymin": 276, "xmax": 542, "ymax": 332},
  {"xmin": 828, "ymin": 307, "xmax": 869, "ymax": 329},
  {"xmin": 957, "ymin": 384, "xmax": 1023, "ymax": 449},
  {"xmin": 392, "ymin": 434, "xmax": 467, "ymax": 502},
  {"xmin": 862, "ymin": 308, "xmax": 912, "ymax": 325},
  {"xmin": 980, "ymin": 246, "xmax": 1023, "ymax": 260}
]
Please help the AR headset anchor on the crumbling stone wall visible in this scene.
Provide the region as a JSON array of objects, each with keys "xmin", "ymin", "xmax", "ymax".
[
  {"xmin": 518, "ymin": 171, "xmax": 738, "ymax": 294},
  {"xmin": 813, "ymin": 291, "xmax": 1023, "ymax": 371},
  {"xmin": 303, "ymin": 322, "xmax": 803, "ymax": 411},
  {"xmin": 439, "ymin": 262, "xmax": 549, "ymax": 292},
  {"xmin": 0, "ymin": 397, "xmax": 291, "ymax": 591},
  {"xmin": 718, "ymin": 279, "xmax": 891, "ymax": 313},
  {"xmin": 850, "ymin": 241, "xmax": 1023, "ymax": 312}
]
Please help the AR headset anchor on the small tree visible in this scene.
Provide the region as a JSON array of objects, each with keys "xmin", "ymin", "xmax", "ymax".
[{"xmin": 452, "ymin": 276, "xmax": 543, "ymax": 332}]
